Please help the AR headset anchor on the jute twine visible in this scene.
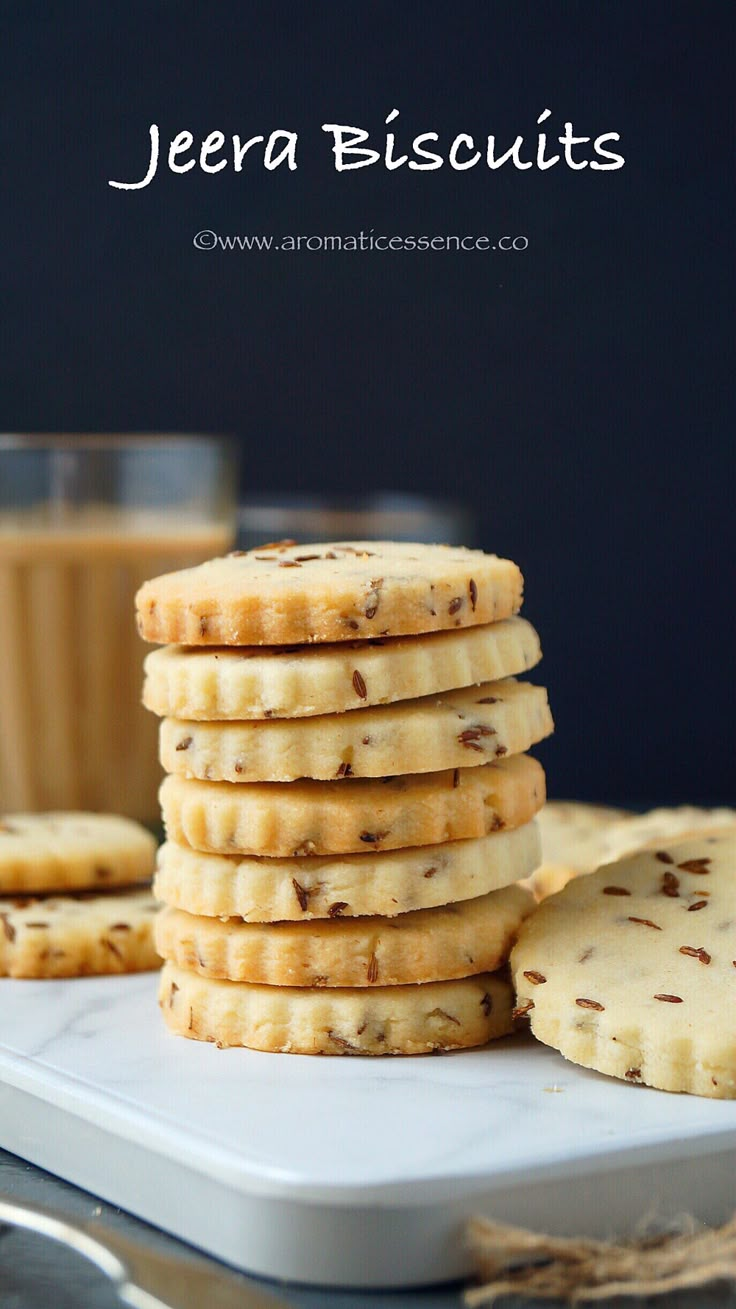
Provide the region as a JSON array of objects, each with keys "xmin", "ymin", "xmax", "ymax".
[{"xmin": 465, "ymin": 1212, "xmax": 736, "ymax": 1304}]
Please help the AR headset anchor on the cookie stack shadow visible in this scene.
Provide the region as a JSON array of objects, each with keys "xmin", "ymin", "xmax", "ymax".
[{"xmin": 137, "ymin": 541, "xmax": 553, "ymax": 1054}]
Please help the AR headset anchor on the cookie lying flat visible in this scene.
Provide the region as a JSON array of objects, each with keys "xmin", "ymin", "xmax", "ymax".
[
  {"xmin": 160, "ymin": 753, "xmax": 546, "ymax": 856},
  {"xmin": 136, "ymin": 541, "xmax": 523, "ymax": 646},
  {"xmin": 0, "ymin": 812, "xmax": 157, "ymax": 894},
  {"xmin": 530, "ymin": 802, "xmax": 633, "ymax": 899},
  {"xmin": 155, "ymin": 883, "xmax": 533, "ymax": 987},
  {"xmin": 531, "ymin": 802, "xmax": 735, "ymax": 900},
  {"xmin": 159, "ymin": 962, "xmax": 514, "ymax": 1053},
  {"xmin": 154, "ymin": 822, "xmax": 542, "ymax": 920},
  {"xmin": 160, "ymin": 677, "xmax": 553, "ymax": 783},
  {"xmin": 605, "ymin": 806, "xmax": 736, "ymax": 861},
  {"xmin": 142, "ymin": 617, "xmax": 542, "ymax": 720},
  {"xmin": 512, "ymin": 831, "xmax": 736, "ymax": 1098},
  {"xmin": 0, "ymin": 888, "xmax": 161, "ymax": 978}
]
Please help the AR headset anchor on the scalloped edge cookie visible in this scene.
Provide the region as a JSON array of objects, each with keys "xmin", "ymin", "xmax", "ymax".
[
  {"xmin": 0, "ymin": 887, "xmax": 161, "ymax": 978},
  {"xmin": 159, "ymin": 753, "xmax": 546, "ymax": 856},
  {"xmin": 512, "ymin": 831, "xmax": 736, "ymax": 1098},
  {"xmin": 142, "ymin": 618, "xmax": 541, "ymax": 720},
  {"xmin": 153, "ymin": 821, "xmax": 541, "ymax": 920},
  {"xmin": 136, "ymin": 541, "xmax": 523, "ymax": 646},
  {"xmin": 159, "ymin": 677, "xmax": 553, "ymax": 782},
  {"xmin": 155, "ymin": 882, "xmax": 533, "ymax": 986},
  {"xmin": 0, "ymin": 812, "xmax": 157, "ymax": 895},
  {"xmin": 159, "ymin": 963, "xmax": 514, "ymax": 1053}
]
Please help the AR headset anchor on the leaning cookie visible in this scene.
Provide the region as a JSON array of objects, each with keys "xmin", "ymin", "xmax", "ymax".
[
  {"xmin": 0, "ymin": 888, "xmax": 161, "ymax": 978},
  {"xmin": 512, "ymin": 831, "xmax": 736, "ymax": 1098},
  {"xmin": 159, "ymin": 963, "xmax": 514, "ymax": 1054}
]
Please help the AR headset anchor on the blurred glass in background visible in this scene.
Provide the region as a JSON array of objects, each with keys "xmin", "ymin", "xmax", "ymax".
[
  {"xmin": 237, "ymin": 491, "xmax": 476, "ymax": 551},
  {"xmin": 0, "ymin": 435, "xmax": 236, "ymax": 823}
]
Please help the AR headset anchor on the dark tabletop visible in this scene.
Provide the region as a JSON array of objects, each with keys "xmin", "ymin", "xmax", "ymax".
[{"xmin": 1, "ymin": 1148, "xmax": 734, "ymax": 1309}]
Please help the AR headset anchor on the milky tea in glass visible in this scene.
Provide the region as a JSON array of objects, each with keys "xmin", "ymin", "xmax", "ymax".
[{"xmin": 0, "ymin": 437, "xmax": 235, "ymax": 825}]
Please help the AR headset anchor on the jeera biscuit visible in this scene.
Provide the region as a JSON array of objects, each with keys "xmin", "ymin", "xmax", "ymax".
[
  {"xmin": 0, "ymin": 812, "xmax": 157, "ymax": 895},
  {"xmin": 512, "ymin": 831, "xmax": 736, "ymax": 1098},
  {"xmin": 0, "ymin": 888, "xmax": 161, "ymax": 978},
  {"xmin": 159, "ymin": 962, "xmax": 514, "ymax": 1053},
  {"xmin": 136, "ymin": 541, "xmax": 523, "ymax": 646},
  {"xmin": 153, "ymin": 822, "xmax": 541, "ymax": 920},
  {"xmin": 155, "ymin": 883, "xmax": 533, "ymax": 987},
  {"xmin": 605, "ymin": 806, "xmax": 736, "ymax": 861},
  {"xmin": 530, "ymin": 801, "xmax": 736, "ymax": 900},
  {"xmin": 159, "ymin": 677, "xmax": 553, "ymax": 782},
  {"xmin": 530, "ymin": 801, "xmax": 633, "ymax": 899},
  {"xmin": 159, "ymin": 753, "xmax": 546, "ymax": 856},
  {"xmin": 142, "ymin": 617, "xmax": 541, "ymax": 719}
]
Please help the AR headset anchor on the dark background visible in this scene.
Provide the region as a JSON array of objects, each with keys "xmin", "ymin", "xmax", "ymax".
[{"xmin": 2, "ymin": 1, "xmax": 733, "ymax": 805}]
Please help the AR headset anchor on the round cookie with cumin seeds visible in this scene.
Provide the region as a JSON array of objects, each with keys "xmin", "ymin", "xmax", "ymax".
[
  {"xmin": 135, "ymin": 541, "xmax": 523, "ymax": 646},
  {"xmin": 155, "ymin": 883, "xmax": 533, "ymax": 987},
  {"xmin": 153, "ymin": 821, "xmax": 542, "ymax": 920},
  {"xmin": 159, "ymin": 677, "xmax": 553, "ymax": 782},
  {"xmin": 0, "ymin": 812, "xmax": 157, "ymax": 895},
  {"xmin": 511, "ymin": 830, "xmax": 736, "ymax": 1098},
  {"xmin": 159, "ymin": 752, "xmax": 546, "ymax": 857},
  {"xmin": 159, "ymin": 962, "xmax": 515, "ymax": 1054},
  {"xmin": 142, "ymin": 616, "xmax": 541, "ymax": 720},
  {"xmin": 0, "ymin": 888, "xmax": 161, "ymax": 978}
]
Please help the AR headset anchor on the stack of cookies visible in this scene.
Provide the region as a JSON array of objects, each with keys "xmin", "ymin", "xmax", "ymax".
[
  {"xmin": 136, "ymin": 541, "xmax": 553, "ymax": 1054},
  {"xmin": 0, "ymin": 813, "xmax": 159, "ymax": 978}
]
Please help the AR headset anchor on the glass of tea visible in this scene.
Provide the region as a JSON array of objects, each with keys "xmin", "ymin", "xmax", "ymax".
[{"xmin": 0, "ymin": 434, "xmax": 236, "ymax": 825}]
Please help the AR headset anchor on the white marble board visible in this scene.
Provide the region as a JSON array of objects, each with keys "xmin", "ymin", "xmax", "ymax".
[{"xmin": 0, "ymin": 972, "xmax": 734, "ymax": 1287}]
